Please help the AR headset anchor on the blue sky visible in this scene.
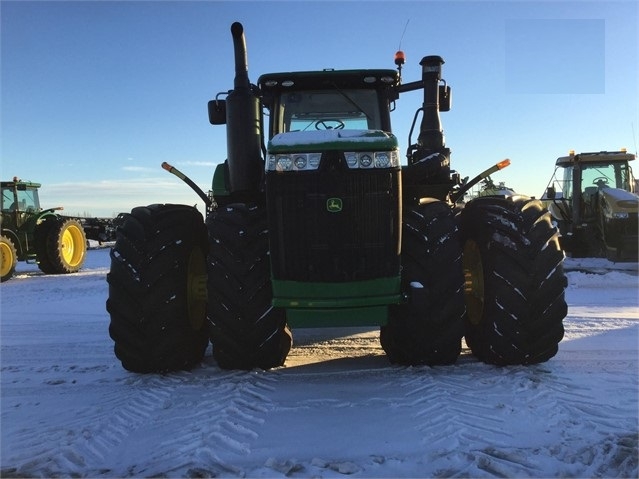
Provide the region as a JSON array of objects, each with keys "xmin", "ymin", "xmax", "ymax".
[{"xmin": 1, "ymin": 0, "xmax": 637, "ymax": 217}]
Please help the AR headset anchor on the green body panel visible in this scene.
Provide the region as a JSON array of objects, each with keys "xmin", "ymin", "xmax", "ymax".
[
  {"xmin": 212, "ymin": 163, "xmax": 230, "ymax": 198},
  {"xmin": 285, "ymin": 305, "xmax": 390, "ymax": 328},
  {"xmin": 272, "ymin": 276, "xmax": 402, "ymax": 327}
]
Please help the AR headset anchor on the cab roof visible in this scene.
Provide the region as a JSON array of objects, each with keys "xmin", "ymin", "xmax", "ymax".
[
  {"xmin": 1, "ymin": 179, "xmax": 41, "ymax": 188},
  {"xmin": 555, "ymin": 150, "xmax": 636, "ymax": 167},
  {"xmin": 258, "ymin": 69, "xmax": 400, "ymax": 91}
]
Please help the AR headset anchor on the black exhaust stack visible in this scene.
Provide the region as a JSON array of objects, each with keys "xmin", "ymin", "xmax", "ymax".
[
  {"xmin": 417, "ymin": 56, "xmax": 446, "ymax": 155},
  {"xmin": 402, "ymin": 55, "xmax": 453, "ymax": 199},
  {"xmin": 225, "ymin": 22, "xmax": 263, "ymax": 194}
]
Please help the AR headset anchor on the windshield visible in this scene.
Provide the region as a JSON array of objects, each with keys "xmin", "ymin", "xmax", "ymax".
[
  {"xmin": 274, "ymin": 89, "xmax": 382, "ymax": 134},
  {"xmin": 581, "ymin": 162, "xmax": 631, "ymax": 191},
  {"xmin": 1, "ymin": 186, "xmax": 39, "ymax": 212}
]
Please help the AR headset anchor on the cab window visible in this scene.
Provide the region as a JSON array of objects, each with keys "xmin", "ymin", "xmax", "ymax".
[{"xmin": 274, "ymin": 89, "xmax": 382, "ymax": 134}]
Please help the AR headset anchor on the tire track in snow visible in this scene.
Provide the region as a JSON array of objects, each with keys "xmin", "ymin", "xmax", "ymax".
[
  {"xmin": 3, "ymin": 367, "xmax": 279, "ymax": 478},
  {"xmin": 4, "ymin": 373, "xmax": 190, "ymax": 477},
  {"xmin": 118, "ymin": 368, "xmax": 280, "ymax": 478},
  {"xmin": 392, "ymin": 360, "xmax": 637, "ymax": 477}
]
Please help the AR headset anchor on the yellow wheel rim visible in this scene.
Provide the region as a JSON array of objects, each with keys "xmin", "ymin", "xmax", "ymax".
[
  {"xmin": 1, "ymin": 241, "xmax": 15, "ymax": 278},
  {"xmin": 61, "ymin": 224, "xmax": 86, "ymax": 267},
  {"xmin": 463, "ymin": 239, "xmax": 484, "ymax": 326},
  {"xmin": 186, "ymin": 246, "xmax": 208, "ymax": 330}
]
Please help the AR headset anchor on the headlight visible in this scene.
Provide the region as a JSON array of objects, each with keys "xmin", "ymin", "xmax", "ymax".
[
  {"xmin": 308, "ymin": 153, "xmax": 321, "ymax": 168},
  {"xmin": 612, "ymin": 212, "xmax": 629, "ymax": 219},
  {"xmin": 359, "ymin": 154, "xmax": 373, "ymax": 168},
  {"xmin": 277, "ymin": 156, "xmax": 293, "ymax": 171},
  {"xmin": 266, "ymin": 153, "xmax": 321, "ymax": 171},
  {"xmin": 344, "ymin": 150, "xmax": 400, "ymax": 169},
  {"xmin": 345, "ymin": 153, "xmax": 358, "ymax": 168},
  {"xmin": 375, "ymin": 152, "xmax": 390, "ymax": 168},
  {"xmin": 267, "ymin": 150, "xmax": 400, "ymax": 171},
  {"xmin": 293, "ymin": 155, "xmax": 307, "ymax": 169}
]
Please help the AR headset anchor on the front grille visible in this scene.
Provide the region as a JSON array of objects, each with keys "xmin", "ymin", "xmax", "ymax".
[
  {"xmin": 266, "ymin": 165, "xmax": 401, "ymax": 282},
  {"xmin": 608, "ymin": 214, "xmax": 638, "ymax": 247}
]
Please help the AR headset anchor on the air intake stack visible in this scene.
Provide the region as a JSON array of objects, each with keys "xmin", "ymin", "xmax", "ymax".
[
  {"xmin": 403, "ymin": 55, "xmax": 453, "ymax": 195},
  {"xmin": 417, "ymin": 55, "xmax": 446, "ymax": 155},
  {"xmin": 225, "ymin": 22, "xmax": 263, "ymax": 194}
]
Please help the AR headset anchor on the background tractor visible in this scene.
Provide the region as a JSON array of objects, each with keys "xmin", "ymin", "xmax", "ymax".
[
  {"xmin": 1, "ymin": 178, "xmax": 87, "ymax": 282},
  {"xmin": 543, "ymin": 150, "xmax": 638, "ymax": 262},
  {"xmin": 107, "ymin": 22, "xmax": 567, "ymax": 373}
]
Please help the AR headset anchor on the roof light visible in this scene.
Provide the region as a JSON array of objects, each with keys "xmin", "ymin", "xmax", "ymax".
[
  {"xmin": 394, "ymin": 50, "xmax": 406, "ymax": 66},
  {"xmin": 621, "ymin": 147, "xmax": 627, "ymax": 153},
  {"xmin": 569, "ymin": 149, "xmax": 575, "ymax": 156}
]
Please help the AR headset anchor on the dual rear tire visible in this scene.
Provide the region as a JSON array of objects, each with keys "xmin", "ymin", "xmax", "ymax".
[
  {"xmin": 382, "ymin": 196, "xmax": 566, "ymax": 367},
  {"xmin": 107, "ymin": 205, "xmax": 210, "ymax": 373},
  {"xmin": 107, "ymin": 203, "xmax": 290, "ymax": 373},
  {"xmin": 459, "ymin": 196, "xmax": 566, "ymax": 365}
]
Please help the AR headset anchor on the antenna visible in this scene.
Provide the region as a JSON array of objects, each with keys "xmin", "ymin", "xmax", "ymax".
[
  {"xmin": 398, "ymin": 19, "xmax": 410, "ymax": 51},
  {"xmin": 395, "ymin": 19, "xmax": 410, "ymax": 80},
  {"xmin": 632, "ymin": 122, "xmax": 638, "ymax": 156}
]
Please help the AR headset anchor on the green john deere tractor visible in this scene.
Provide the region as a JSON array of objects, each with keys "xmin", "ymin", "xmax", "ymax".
[
  {"xmin": 1, "ymin": 178, "xmax": 87, "ymax": 282},
  {"xmin": 107, "ymin": 22, "xmax": 567, "ymax": 372}
]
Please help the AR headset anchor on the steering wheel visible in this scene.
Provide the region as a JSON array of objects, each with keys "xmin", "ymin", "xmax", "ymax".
[
  {"xmin": 592, "ymin": 177, "xmax": 610, "ymax": 187},
  {"xmin": 315, "ymin": 119, "xmax": 345, "ymax": 130}
]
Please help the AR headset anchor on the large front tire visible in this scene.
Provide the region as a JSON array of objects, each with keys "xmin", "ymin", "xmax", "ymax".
[
  {"xmin": 36, "ymin": 218, "xmax": 87, "ymax": 274},
  {"xmin": 380, "ymin": 200, "xmax": 465, "ymax": 366},
  {"xmin": 107, "ymin": 204, "xmax": 210, "ymax": 373},
  {"xmin": 459, "ymin": 196, "xmax": 566, "ymax": 365},
  {"xmin": 0, "ymin": 235, "xmax": 18, "ymax": 282},
  {"xmin": 206, "ymin": 204, "xmax": 292, "ymax": 370}
]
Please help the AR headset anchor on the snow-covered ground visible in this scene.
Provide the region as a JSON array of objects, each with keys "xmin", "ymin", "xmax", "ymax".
[{"xmin": 1, "ymin": 248, "xmax": 637, "ymax": 478}]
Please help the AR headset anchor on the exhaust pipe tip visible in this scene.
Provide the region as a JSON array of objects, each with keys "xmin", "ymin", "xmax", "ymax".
[
  {"xmin": 230, "ymin": 21, "xmax": 249, "ymax": 90},
  {"xmin": 231, "ymin": 21, "xmax": 243, "ymax": 37}
]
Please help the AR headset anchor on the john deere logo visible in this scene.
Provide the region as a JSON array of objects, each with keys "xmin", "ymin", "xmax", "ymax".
[{"xmin": 327, "ymin": 197, "xmax": 343, "ymax": 213}]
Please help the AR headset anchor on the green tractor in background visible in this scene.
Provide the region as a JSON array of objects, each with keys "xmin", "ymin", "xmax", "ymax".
[
  {"xmin": 107, "ymin": 22, "xmax": 567, "ymax": 373},
  {"xmin": 1, "ymin": 178, "xmax": 87, "ymax": 282}
]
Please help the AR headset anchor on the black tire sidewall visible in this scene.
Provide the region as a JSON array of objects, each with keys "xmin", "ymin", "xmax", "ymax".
[
  {"xmin": 36, "ymin": 218, "xmax": 87, "ymax": 274},
  {"xmin": 381, "ymin": 200, "xmax": 465, "ymax": 366},
  {"xmin": 206, "ymin": 203, "xmax": 291, "ymax": 370},
  {"xmin": 459, "ymin": 197, "xmax": 566, "ymax": 365},
  {"xmin": 107, "ymin": 204, "xmax": 210, "ymax": 373}
]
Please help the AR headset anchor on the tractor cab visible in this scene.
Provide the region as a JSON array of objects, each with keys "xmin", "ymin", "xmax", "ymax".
[
  {"xmin": 544, "ymin": 150, "xmax": 638, "ymax": 260},
  {"xmin": 258, "ymin": 69, "xmax": 398, "ymax": 138},
  {"xmin": 1, "ymin": 179, "xmax": 42, "ymax": 229}
]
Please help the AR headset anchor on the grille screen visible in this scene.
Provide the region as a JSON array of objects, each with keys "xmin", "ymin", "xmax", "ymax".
[{"xmin": 266, "ymin": 166, "xmax": 401, "ymax": 282}]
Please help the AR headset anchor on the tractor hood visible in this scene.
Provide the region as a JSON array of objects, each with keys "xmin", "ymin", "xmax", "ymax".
[
  {"xmin": 600, "ymin": 187, "xmax": 639, "ymax": 212},
  {"xmin": 268, "ymin": 130, "xmax": 398, "ymax": 154}
]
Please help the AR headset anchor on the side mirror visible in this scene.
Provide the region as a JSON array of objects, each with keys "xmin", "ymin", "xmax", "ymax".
[
  {"xmin": 208, "ymin": 99, "xmax": 227, "ymax": 125},
  {"xmin": 546, "ymin": 186, "xmax": 556, "ymax": 200}
]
